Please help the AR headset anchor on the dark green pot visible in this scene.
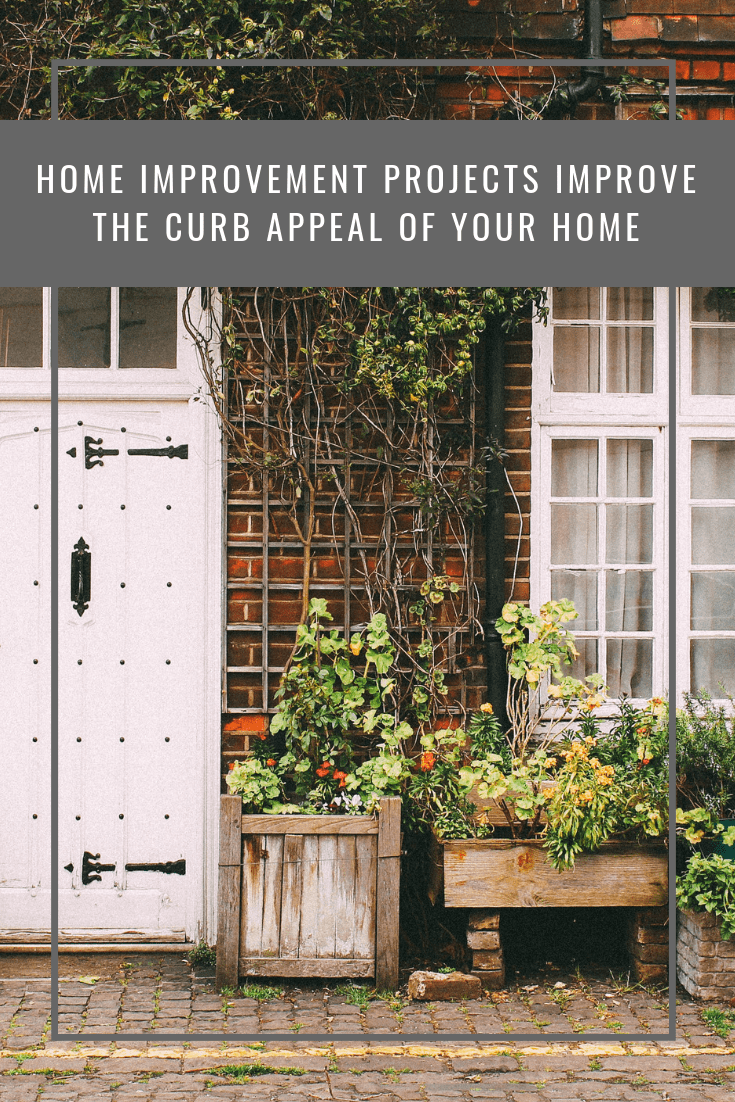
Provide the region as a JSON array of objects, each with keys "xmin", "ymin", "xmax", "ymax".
[{"xmin": 711, "ymin": 818, "xmax": 735, "ymax": 861}]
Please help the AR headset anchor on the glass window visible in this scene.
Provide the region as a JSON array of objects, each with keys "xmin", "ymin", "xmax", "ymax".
[
  {"xmin": 119, "ymin": 288, "xmax": 177, "ymax": 369},
  {"xmin": 59, "ymin": 288, "xmax": 111, "ymax": 369},
  {"xmin": 549, "ymin": 434, "xmax": 656, "ymax": 697},
  {"xmin": 0, "ymin": 288, "xmax": 43, "ymax": 368},
  {"xmin": 551, "ymin": 287, "xmax": 655, "ymax": 395}
]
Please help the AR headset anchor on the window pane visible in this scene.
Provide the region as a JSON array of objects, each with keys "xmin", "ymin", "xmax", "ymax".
[
  {"xmin": 692, "ymin": 287, "xmax": 735, "ymax": 323},
  {"xmin": 607, "ymin": 639, "xmax": 652, "ymax": 698},
  {"xmin": 606, "ymin": 327, "xmax": 653, "ymax": 393},
  {"xmin": 119, "ymin": 288, "xmax": 177, "ymax": 369},
  {"xmin": 59, "ymin": 288, "xmax": 110, "ymax": 368},
  {"xmin": 692, "ymin": 507, "xmax": 735, "ymax": 564},
  {"xmin": 551, "ymin": 570, "xmax": 597, "ymax": 630},
  {"xmin": 0, "ymin": 288, "xmax": 43, "ymax": 368},
  {"xmin": 606, "ymin": 505, "xmax": 653, "ymax": 564},
  {"xmin": 691, "ymin": 639, "xmax": 735, "ymax": 696},
  {"xmin": 562, "ymin": 638, "xmax": 598, "ymax": 682},
  {"xmin": 551, "ymin": 440, "xmax": 598, "ymax": 497},
  {"xmin": 691, "ymin": 329, "xmax": 735, "ymax": 395},
  {"xmin": 606, "ymin": 571, "xmax": 653, "ymax": 631},
  {"xmin": 691, "ymin": 440, "xmax": 735, "ymax": 499},
  {"xmin": 691, "ymin": 572, "xmax": 735, "ymax": 631},
  {"xmin": 553, "ymin": 288, "xmax": 600, "ymax": 320},
  {"xmin": 606, "ymin": 439, "xmax": 653, "ymax": 498},
  {"xmin": 553, "ymin": 327, "xmax": 600, "ymax": 392},
  {"xmin": 551, "ymin": 504, "xmax": 598, "ymax": 564},
  {"xmin": 606, "ymin": 288, "xmax": 653, "ymax": 321}
]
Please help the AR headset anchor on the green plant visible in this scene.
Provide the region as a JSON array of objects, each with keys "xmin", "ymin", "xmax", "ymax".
[
  {"xmin": 677, "ymin": 691, "xmax": 735, "ymax": 819},
  {"xmin": 334, "ymin": 983, "xmax": 373, "ymax": 1009},
  {"xmin": 237, "ymin": 983, "xmax": 284, "ymax": 1001},
  {"xmin": 677, "ymin": 807, "xmax": 735, "ymax": 847},
  {"xmin": 701, "ymin": 1007, "xmax": 735, "ymax": 1039},
  {"xmin": 496, "ymin": 600, "xmax": 607, "ymax": 760},
  {"xmin": 210, "ymin": 1064, "xmax": 305, "ymax": 1081},
  {"xmin": 677, "ymin": 853, "xmax": 735, "ymax": 940},
  {"xmin": 187, "ymin": 941, "xmax": 216, "ymax": 967}
]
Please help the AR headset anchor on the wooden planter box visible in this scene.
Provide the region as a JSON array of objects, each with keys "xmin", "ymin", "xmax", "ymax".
[
  {"xmin": 216, "ymin": 795, "xmax": 401, "ymax": 991},
  {"xmin": 677, "ymin": 908, "xmax": 735, "ymax": 1000},
  {"xmin": 435, "ymin": 837, "xmax": 668, "ymax": 909}
]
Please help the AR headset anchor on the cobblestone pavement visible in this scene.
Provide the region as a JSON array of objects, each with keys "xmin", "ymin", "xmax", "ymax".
[{"xmin": 1, "ymin": 956, "xmax": 735, "ymax": 1101}]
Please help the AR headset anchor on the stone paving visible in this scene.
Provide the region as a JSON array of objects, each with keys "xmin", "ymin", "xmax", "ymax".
[{"xmin": 1, "ymin": 955, "xmax": 734, "ymax": 1100}]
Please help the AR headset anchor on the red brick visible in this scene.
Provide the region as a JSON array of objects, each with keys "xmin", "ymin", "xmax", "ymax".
[
  {"xmin": 680, "ymin": 106, "xmax": 699, "ymax": 118},
  {"xmin": 223, "ymin": 714, "xmax": 268, "ymax": 733},
  {"xmin": 692, "ymin": 58, "xmax": 721, "ymax": 78},
  {"xmin": 673, "ymin": 0, "xmax": 719, "ymax": 12},
  {"xmin": 724, "ymin": 61, "xmax": 735, "ymax": 78},
  {"xmin": 706, "ymin": 105, "xmax": 723, "ymax": 117},
  {"xmin": 628, "ymin": 0, "xmax": 672, "ymax": 11},
  {"xmin": 699, "ymin": 15, "xmax": 735, "ymax": 39},
  {"xmin": 610, "ymin": 14, "xmax": 661, "ymax": 37},
  {"xmin": 661, "ymin": 15, "xmax": 699, "ymax": 39},
  {"xmin": 676, "ymin": 59, "xmax": 691, "ymax": 78},
  {"xmin": 725, "ymin": 106, "xmax": 735, "ymax": 117}
]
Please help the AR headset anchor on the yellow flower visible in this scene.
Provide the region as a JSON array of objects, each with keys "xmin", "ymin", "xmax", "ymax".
[{"xmin": 480, "ymin": 703, "xmax": 494, "ymax": 714}]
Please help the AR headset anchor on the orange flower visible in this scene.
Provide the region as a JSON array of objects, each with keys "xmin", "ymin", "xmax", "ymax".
[
  {"xmin": 266, "ymin": 758, "xmax": 277, "ymax": 767},
  {"xmin": 420, "ymin": 751, "xmax": 436, "ymax": 772},
  {"xmin": 316, "ymin": 762, "xmax": 332, "ymax": 778},
  {"xmin": 333, "ymin": 770, "xmax": 347, "ymax": 780}
]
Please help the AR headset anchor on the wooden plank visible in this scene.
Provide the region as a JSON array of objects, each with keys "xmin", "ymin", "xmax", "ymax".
[
  {"xmin": 279, "ymin": 834, "xmax": 304, "ymax": 959},
  {"xmin": 259, "ymin": 834, "xmax": 284, "ymax": 958},
  {"xmin": 375, "ymin": 797, "xmax": 401, "ymax": 991},
  {"xmin": 297, "ymin": 834, "xmax": 320, "ymax": 959},
  {"xmin": 316, "ymin": 834, "xmax": 338, "ymax": 958},
  {"xmin": 239, "ymin": 957, "xmax": 374, "ymax": 978},
  {"xmin": 352, "ymin": 834, "xmax": 377, "ymax": 960},
  {"xmin": 241, "ymin": 814, "xmax": 378, "ymax": 835},
  {"xmin": 240, "ymin": 835, "xmax": 266, "ymax": 957},
  {"xmin": 442, "ymin": 840, "xmax": 668, "ymax": 909},
  {"xmin": 215, "ymin": 795, "xmax": 243, "ymax": 990},
  {"xmin": 334, "ymin": 835, "xmax": 357, "ymax": 959}
]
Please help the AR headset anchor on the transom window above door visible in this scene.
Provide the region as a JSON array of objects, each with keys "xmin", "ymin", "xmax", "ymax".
[
  {"xmin": 59, "ymin": 288, "xmax": 178, "ymax": 369},
  {"xmin": 0, "ymin": 288, "xmax": 45, "ymax": 369}
]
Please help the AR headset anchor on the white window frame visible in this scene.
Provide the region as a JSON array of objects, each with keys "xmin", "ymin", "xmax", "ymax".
[
  {"xmin": 532, "ymin": 287, "xmax": 669, "ymax": 703},
  {"xmin": 57, "ymin": 287, "xmax": 212, "ymax": 400},
  {"xmin": 0, "ymin": 287, "xmax": 52, "ymax": 400},
  {"xmin": 677, "ymin": 287, "xmax": 735, "ymax": 701},
  {"xmin": 533, "ymin": 287, "xmax": 669, "ymax": 422},
  {"xmin": 679, "ymin": 286, "xmax": 735, "ymax": 422}
]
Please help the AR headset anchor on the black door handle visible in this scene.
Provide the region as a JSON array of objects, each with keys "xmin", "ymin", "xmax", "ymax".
[{"xmin": 71, "ymin": 537, "xmax": 91, "ymax": 617}]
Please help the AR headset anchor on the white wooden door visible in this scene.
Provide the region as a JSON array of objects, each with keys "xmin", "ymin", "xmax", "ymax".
[
  {"xmin": 0, "ymin": 405, "xmax": 52, "ymax": 939},
  {"xmin": 0, "ymin": 288, "xmax": 221, "ymax": 946},
  {"xmin": 57, "ymin": 399, "xmax": 214, "ymax": 941}
]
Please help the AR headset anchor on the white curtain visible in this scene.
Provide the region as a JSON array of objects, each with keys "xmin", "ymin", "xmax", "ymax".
[
  {"xmin": 692, "ymin": 330, "xmax": 735, "ymax": 395},
  {"xmin": 550, "ymin": 437, "xmax": 653, "ymax": 697}
]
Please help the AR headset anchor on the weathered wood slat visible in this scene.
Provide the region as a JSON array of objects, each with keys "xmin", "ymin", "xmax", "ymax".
[
  {"xmin": 353, "ymin": 834, "xmax": 377, "ymax": 960},
  {"xmin": 241, "ymin": 835, "xmax": 266, "ymax": 956},
  {"xmin": 442, "ymin": 839, "xmax": 668, "ymax": 909},
  {"xmin": 316, "ymin": 835, "xmax": 338, "ymax": 958},
  {"xmin": 334, "ymin": 835, "xmax": 357, "ymax": 959},
  {"xmin": 259, "ymin": 835, "xmax": 284, "ymax": 957},
  {"xmin": 241, "ymin": 814, "xmax": 378, "ymax": 835},
  {"xmin": 239, "ymin": 957, "xmax": 374, "ymax": 978},
  {"xmin": 279, "ymin": 834, "xmax": 304, "ymax": 959},
  {"xmin": 215, "ymin": 795, "xmax": 243, "ymax": 990},
  {"xmin": 297, "ymin": 835, "xmax": 320, "ymax": 959},
  {"xmin": 375, "ymin": 797, "xmax": 401, "ymax": 991}
]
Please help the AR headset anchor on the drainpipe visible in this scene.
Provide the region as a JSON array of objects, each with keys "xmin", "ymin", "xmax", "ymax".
[
  {"xmin": 481, "ymin": 323, "xmax": 509, "ymax": 732},
  {"xmin": 561, "ymin": 0, "xmax": 605, "ymax": 109}
]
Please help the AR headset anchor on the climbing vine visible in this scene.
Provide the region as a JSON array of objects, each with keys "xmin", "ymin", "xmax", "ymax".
[{"xmin": 184, "ymin": 286, "xmax": 546, "ymax": 727}]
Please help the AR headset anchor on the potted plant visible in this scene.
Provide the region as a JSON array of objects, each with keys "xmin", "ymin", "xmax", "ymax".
[
  {"xmin": 676, "ymin": 691, "xmax": 735, "ymax": 997},
  {"xmin": 217, "ymin": 599, "xmax": 411, "ymax": 990}
]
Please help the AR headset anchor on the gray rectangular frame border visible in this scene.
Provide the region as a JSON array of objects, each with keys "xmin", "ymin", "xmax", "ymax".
[{"xmin": 49, "ymin": 54, "xmax": 678, "ymax": 1044}]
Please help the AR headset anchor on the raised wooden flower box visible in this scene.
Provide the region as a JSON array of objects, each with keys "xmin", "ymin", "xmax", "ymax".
[
  {"xmin": 436, "ymin": 837, "xmax": 668, "ymax": 909},
  {"xmin": 430, "ymin": 837, "xmax": 669, "ymax": 987},
  {"xmin": 216, "ymin": 795, "xmax": 401, "ymax": 990}
]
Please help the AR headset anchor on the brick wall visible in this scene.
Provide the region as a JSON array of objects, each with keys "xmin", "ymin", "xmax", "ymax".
[
  {"xmin": 437, "ymin": 0, "xmax": 735, "ymax": 119},
  {"xmin": 220, "ymin": 297, "xmax": 535, "ymax": 780}
]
